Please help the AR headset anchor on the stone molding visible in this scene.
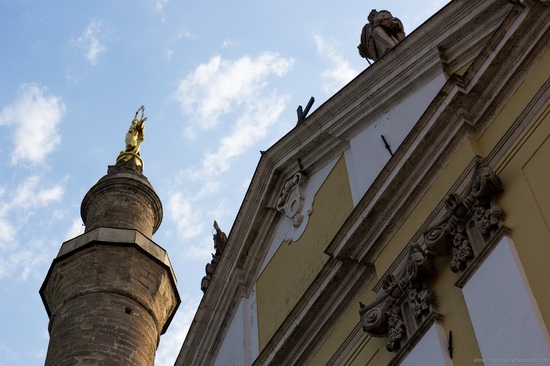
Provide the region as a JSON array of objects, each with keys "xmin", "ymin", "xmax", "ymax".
[{"xmin": 360, "ymin": 157, "xmax": 505, "ymax": 358}]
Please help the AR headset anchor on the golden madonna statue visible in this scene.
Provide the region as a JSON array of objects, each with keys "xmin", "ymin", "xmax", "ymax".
[{"xmin": 117, "ymin": 105, "xmax": 147, "ymax": 168}]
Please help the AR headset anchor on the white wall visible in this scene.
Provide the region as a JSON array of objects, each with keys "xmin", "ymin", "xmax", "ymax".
[
  {"xmin": 346, "ymin": 73, "xmax": 446, "ymax": 205},
  {"xmin": 462, "ymin": 236, "xmax": 550, "ymax": 362},
  {"xmin": 214, "ymin": 285, "xmax": 259, "ymax": 366},
  {"xmin": 401, "ymin": 322, "xmax": 453, "ymax": 366}
]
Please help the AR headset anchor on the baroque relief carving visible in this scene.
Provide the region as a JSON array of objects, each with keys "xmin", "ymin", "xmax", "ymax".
[
  {"xmin": 276, "ymin": 172, "xmax": 307, "ymax": 227},
  {"xmin": 359, "ymin": 157, "xmax": 505, "ymax": 355},
  {"xmin": 359, "ymin": 244, "xmax": 438, "ymax": 353}
]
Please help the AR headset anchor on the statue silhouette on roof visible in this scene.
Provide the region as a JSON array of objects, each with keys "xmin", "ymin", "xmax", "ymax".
[{"xmin": 358, "ymin": 9, "xmax": 405, "ymax": 62}]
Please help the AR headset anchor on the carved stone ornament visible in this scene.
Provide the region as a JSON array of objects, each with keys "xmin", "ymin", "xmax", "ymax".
[
  {"xmin": 276, "ymin": 172, "xmax": 307, "ymax": 227},
  {"xmin": 359, "ymin": 244, "xmax": 438, "ymax": 353},
  {"xmin": 359, "ymin": 157, "xmax": 505, "ymax": 355}
]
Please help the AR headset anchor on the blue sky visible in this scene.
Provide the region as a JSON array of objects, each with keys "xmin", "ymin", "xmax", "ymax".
[{"xmin": 0, "ymin": 1, "xmax": 448, "ymax": 364}]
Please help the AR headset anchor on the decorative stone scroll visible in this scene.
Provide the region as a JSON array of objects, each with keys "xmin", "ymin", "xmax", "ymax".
[
  {"xmin": 201, "ymin": 221, "xmax": 227, "ymax": 293},
  {"xmin": 359, "ymin": 157, "xmax": 505, "ymax": 355},
  {"xmin": 276, "ymin": 172, "xmax": 307, "ymax": 227}
]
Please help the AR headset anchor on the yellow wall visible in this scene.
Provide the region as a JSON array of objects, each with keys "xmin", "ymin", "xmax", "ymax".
[
  {"xmin": 309, "ymin": 47, "xmax": 550, "ymax": 365},
  {"xmin": 495, "ymin": 101, "xmax": 550, "ymax": 329},
  {"xmin": 344, "ymin": 336, "xmax": 390, "ymax": 366},
  {"xmin": 454, "ymin": 59, "xmax": 473, "ymax": 76},
  {"xmin": 475, "ymin": 47, "xmax": 550, "ymax": 330},
  {"xmin": 255, "ymin": 156, "xmax": 354, "ymax": 350}
]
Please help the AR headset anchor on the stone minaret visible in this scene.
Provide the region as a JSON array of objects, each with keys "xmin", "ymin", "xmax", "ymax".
[{"xmin": 40, "ymin": 109, "xmax": 180, "ymax": 365}]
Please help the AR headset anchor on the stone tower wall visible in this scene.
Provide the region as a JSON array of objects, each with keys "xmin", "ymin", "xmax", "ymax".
[
  {"xmin": 81, "ymin": 170, "xmax": 163, "ymax": 238},
  {"xmin": 43, "ymin": 244, "xmax": 178, "ymax": 365}
]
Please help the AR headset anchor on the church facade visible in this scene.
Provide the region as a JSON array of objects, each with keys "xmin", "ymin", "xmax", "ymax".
[{"xmin": 176, "ymin": 1, "xmax": 550, "ymax": 365}]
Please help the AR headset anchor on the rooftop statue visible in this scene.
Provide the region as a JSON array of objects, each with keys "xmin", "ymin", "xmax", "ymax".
[
  {"xmin": 358, "ymin": 9, "xmax": 405, "ymax": 62},
  {"xmin": 201, "ymin": 220, "xmax": 228, "ymax": 293},
  {"xmin": 213, "ymin": 220, "xmax": 228, "ymax": 253},
  {"xmin": 117, "ymin": 105, "xmax": 147, "ymax": 169}
]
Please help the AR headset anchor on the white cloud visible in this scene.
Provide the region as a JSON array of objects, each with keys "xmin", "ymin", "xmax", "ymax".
[
  {"xmin": 206, "ymin": 197, "xmax": 228, "ymax": 224},
  {"xmin": 185, "ymin": 92, "xmax": 288, "ymax": 180},
  {"xmin": 169, "ymin": 53, "xmax": 292, "ymax": 245},
  {"xmin": 0, "ymin": 243, "xmax": 54, "ymax": 281},
  {"xmin": 11, "ymin": 176, "xmax": 64, "ymax": 210},
  {"xmin": 0, "ymin": 236, "xmax": 54, "ymax": 281},
  {"xmin": 175, "ymin": 53, "xmax": 292, "ymax": 181},
  {"xmin": 165, "ymin": 49, "xmax": 174, "ymax": 61},
  {"xmin": 65, "ymin": 217, "xmax": 84, "ymax": 241},
  {"xmin": 167, "ymin": 192, "xmax": 205, "ymax": 240},
  {"xmin": 221, "ymin": 39, "xmax": 235, "ymax": 49},
  {"xmin": 174, "ymin": 52, "xmax": 294, "ymax": 138},
  {"xmin": 0, "ymin": 218, "xmax": 16, "ymax": 249},
  {"xmin": 177, "ymin": 31, "xmax": 196, "ymax": 40},
  {"xmin": 5, "ymin": 247, "xmax": 48, "ymax": 281},
  {"xmin": 154, "ymin": 0, "xmax": 170, "ymax": 13},
  {"xmin": 73, "ymin": 19, "xmax": 106, "ymax": 65},
  {"xmin": 166, "ymin": 181, "xmax": 228, "ymax": 247},
  {"xmin": 0, "ymin": 176, "xmax": 64, "ymax": 272},
  {"xmin": 186, "ymin": 235, "xmax": 216, "ymax": 260},
  {"xmin": 0, "ymin": 84, "xmax": 65, "ymax": 166},
  {"xmin": 313, "ymin": 34, "xmax": 358, "ymax": 94}
]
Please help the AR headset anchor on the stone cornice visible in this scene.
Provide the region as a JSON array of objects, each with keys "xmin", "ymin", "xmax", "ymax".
[{"xmin": 261, "ymin": 0, "xmax": 510, "ymax": 180}]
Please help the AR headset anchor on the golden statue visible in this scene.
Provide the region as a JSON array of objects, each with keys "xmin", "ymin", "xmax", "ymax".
[{"xmin": 117, "ymin": 106, "xmax": 147, "ymax": 168}]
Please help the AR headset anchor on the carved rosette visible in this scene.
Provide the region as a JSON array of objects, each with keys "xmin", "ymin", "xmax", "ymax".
[
  {"xmin": 386, "ymin": 307, "xmax": 406, "ymax": 352},
  {"xmin": 408, "ymin": 282, "xmax": 437, "ymax": 319},
  {"xmin": 276, "ymin": 172, "xmax": 307, "ymax": 227},
  {"xmin": 359, "ymin": 157, "xmax": 505, "ymax": 355},
  {"xmin": 450, "ymin": 226, "xmax": 474, "ymax": 273}
]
